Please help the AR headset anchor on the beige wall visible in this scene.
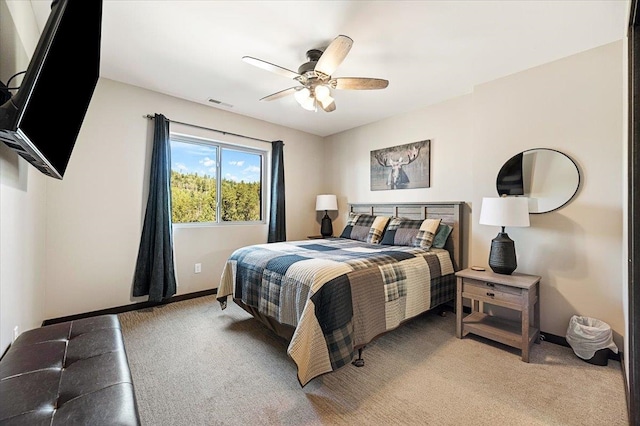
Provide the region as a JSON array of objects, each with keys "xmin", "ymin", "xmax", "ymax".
[
  {"xmin": 43, "ymin": 78, "xmax": 326, "ymax": 319},
  {"xmin": 0, "ymin": 0, "xmax": 47, "ymax": 354},
  {"xmin": 0, "ymin": 147, "xmax": 47, "ymax": 354},
  {"xmin": 325, "ymin": 41, "xmax": 624, "ymax": 347}
]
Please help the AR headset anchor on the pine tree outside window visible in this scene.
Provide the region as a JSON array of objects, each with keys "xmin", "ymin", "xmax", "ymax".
[{"xmin": 169, "ymin": 137, "xmax": 265, "ymax": 224}]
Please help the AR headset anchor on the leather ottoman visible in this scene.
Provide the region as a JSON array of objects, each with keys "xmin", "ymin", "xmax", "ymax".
[{"xmin": 0, "ymin": 315, "xmax": 140, "ymax": 425}]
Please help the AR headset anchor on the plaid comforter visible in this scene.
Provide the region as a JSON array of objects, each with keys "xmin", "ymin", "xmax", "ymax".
[{"xmin": 217, "ymin": 238, "xmax": 455, "ymax": 386}]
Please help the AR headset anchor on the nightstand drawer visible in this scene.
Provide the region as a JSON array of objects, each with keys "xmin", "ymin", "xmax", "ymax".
[
  {"xmin": 462, "ymin": 278, "xmax": 523, "ymax": 305},
  {"xmin": 463, "ymin": 278, "xmax": 523, "ymax": 296}
]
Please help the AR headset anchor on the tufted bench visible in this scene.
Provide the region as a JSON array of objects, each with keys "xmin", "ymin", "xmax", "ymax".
[{"xmin": 0, "ymin": 315, "xmax": 140, "ymax": 425}]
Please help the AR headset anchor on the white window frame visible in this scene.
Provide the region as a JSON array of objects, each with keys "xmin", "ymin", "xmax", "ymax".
[{"xmin": 170, "ymin": 133, "xmax": 267, "ymax": 227}]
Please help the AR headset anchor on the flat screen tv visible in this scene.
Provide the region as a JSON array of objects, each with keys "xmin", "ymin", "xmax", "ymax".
[{"xmin": 0, "ymin": 0, "xmax": 102, "ymax": 179}]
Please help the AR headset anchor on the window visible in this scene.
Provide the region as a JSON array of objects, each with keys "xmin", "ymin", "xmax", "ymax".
[{"xmin": 169, "ymin": 136, "xmax": 265, "ymax": 224}]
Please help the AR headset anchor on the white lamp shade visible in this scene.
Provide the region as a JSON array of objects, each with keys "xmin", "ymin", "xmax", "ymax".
[
  {"xmin": 294, "ymin": 87, "xmax": 311, "ymax": 104},
  {"xmin": 316, "ymin": 194, "xmax": 338, "ymax": 211},
  {"xmin": 479, "ymin": 197, "xmax": 530, "ymax": 227},
  {"xmin": 315, "ymin": 85, "xmax": 331, "ymax": 101}
]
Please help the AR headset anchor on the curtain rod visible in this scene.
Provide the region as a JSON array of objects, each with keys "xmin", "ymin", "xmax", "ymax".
[{"xmin": 143, "ymin": 114, "xmax": 272, "ymax": 144}]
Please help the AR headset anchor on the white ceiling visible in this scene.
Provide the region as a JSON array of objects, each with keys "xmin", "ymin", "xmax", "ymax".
[{"xmin": 33, "ymin": 0, "xmax": 628, "ymax": 137}]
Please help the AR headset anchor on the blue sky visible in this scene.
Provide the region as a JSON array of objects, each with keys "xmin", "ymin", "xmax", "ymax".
[{"xmin": 170, "ymin": 141, "xmax": 262, "ymax": 183}]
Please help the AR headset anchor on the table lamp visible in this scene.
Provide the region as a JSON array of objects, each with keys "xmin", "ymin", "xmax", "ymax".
[
  {"xmin": 316, "ymin": 194, "xmax": 338, "ymax": 237},
  {"xmin": 479, "ymin": 196, "xmax": 530, "ymax": 274}
]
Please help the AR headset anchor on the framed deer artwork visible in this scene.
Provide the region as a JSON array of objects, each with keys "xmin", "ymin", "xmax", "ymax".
[{"xmin": 370, "ymin": 139, "xmax": 431, "ymax": 190}]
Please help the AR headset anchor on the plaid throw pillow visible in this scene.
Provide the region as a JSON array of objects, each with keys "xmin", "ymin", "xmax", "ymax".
[
  {"xmin": 380, "ymin": 217, "xmax": 442, "ymax": 249},
  {"xmin": 340, "ymin": 213, "xmax": 389, "ymax": 244}
]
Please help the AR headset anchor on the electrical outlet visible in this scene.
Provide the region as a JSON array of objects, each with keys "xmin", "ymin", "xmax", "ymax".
[
  {"xmin": 12, "ymin": 326, "xmax": 19, "ymax": 342},
  {"xmin": 194, "ymin": 263, "xmax": 202, "ymax": 274}
]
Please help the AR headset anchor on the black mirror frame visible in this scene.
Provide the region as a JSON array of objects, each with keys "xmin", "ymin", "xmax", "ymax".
[{"xmin": 496, "ymin": 148, "xmax": 581, "ymax": 214}]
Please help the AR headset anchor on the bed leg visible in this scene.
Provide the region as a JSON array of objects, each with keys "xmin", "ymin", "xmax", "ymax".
[
  {"xmin": 352, "ymin": 347, "xmax": 365, "ymax": 367},
  {"xmin": 437, "ymin": 305, "xmax": 447, "ymax": 317}
]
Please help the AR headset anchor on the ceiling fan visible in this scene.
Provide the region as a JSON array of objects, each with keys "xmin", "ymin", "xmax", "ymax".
[{"xmin": 242, "ymin": 35, "xmax": 389, "ymax": 112}]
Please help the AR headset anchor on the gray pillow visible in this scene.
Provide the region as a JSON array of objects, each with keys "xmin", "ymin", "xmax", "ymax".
[
  {"xmin": 339, "ymin": 213, "xmax": 390, "ymax": 244},
  {"xmin": 381, "ymin": 217, "xmax": 441, "ymax": 249}
]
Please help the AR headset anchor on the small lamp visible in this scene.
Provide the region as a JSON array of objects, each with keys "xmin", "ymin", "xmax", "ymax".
[
  {"xmin": 316, "ymin": 194, "xmax": 338, "ymax": 237},
  {"xmin": 479, "ymin": 196, "xmax": 530, "ymax": 275}
]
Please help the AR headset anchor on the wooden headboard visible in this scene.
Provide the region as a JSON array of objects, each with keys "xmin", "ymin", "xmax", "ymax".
[{"xmin": 349, "ymin": 202, "xmax": 466, "ymax": 271}]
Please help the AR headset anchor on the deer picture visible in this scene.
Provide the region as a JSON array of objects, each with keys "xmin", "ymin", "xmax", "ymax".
[{"xmin": 374, "ymin": 145, "xmax": 421, "ymax": 189}]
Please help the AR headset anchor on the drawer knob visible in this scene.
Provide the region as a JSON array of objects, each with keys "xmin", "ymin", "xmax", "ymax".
[
  {"xmin": 486, "ymin": 282, "xmax": 495, "ymax": 287},
  {"xmin": 486, "ymin": 292, "xmax": 495, "ymax": 297}
]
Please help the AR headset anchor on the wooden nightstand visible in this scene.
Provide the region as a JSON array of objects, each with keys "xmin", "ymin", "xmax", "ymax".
[{"xmin": 455, "ymin": 268, "xmax": 541, "ymax": 362}]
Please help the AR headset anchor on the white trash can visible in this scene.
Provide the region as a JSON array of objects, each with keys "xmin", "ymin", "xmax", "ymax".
[{"xmin": 565, "ymin": 315, "xmax": 618, "ymax": 366}]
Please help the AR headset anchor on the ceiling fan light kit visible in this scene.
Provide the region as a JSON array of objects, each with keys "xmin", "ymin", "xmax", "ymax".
[
  {"xmin": 294, "ymin": 87, "xmax": 316, "ymax": 111},
  {"xmin": 243, "ymin": 35, "xmax": 388, "ymax": 113},
  {"xmin": 293, "ymin": 85, "xmax": 335, "ymax": 112}
]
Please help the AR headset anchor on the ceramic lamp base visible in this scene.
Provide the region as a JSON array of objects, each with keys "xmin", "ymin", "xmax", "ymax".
[
  {"xmin": 488, "ymin": 232, "xmax": 517, "ymax": 275},
  {"xmin": 320, "ymin": 211, "xmax": 333, "ymax": 237}
]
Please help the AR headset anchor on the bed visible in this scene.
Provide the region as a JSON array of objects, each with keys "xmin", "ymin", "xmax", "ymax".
[{"xmin": 217, "ymin": 202, "xmax": 465, "ymax": 386}]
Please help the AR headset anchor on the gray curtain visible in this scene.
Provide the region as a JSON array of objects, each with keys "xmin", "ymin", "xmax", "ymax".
[
  {"xmin": 133, "ymin": 113, "xmax": 177, "ymax": 302},
  {"xmin": 268, "ymin": 140, "xmax": 286, "ymax": 243}
]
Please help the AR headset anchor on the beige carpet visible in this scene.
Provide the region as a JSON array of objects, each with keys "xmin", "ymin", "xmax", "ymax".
[{"xmin": 119, "ymin": 295, "xmax": 628, "ymax": 426}]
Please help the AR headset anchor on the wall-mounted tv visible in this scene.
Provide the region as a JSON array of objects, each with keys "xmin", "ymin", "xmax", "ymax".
[
  {"xmin": 0, "ymin": 0, "xmax": 102, "ymax": 179},
  {"xmin": 496, "ymin": 152, "xmax": 525, "ymax": 196}
]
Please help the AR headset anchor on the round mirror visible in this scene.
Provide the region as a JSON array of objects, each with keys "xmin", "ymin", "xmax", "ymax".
[{"xmin": 496, "ymin": 148, "xmax": 580, "ymax": 214}]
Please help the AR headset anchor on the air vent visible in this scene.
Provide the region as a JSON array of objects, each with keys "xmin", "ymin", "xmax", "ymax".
[{"xmin": 208, "ymin": 98, "xmax": 233, "ymax": 108}]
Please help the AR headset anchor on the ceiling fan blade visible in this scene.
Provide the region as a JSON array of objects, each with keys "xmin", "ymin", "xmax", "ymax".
[
  {"xmin": 242, "ymin": 56, "xmax": 301, "ymax": 80},
  {"xmin": 259, "ymin": 87, "xmax": 300, "ymax": 101},
  {"xmin": 321, "ymin": 100, "xmax": 336, "ymax": 112},
  {"xmin": 333, "ymin": 77, "xmax": 389, "ymax": 90},
  {"xmin": 315, "ymin": 35, "xmax": 353, "ymax": 77}
]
